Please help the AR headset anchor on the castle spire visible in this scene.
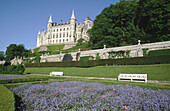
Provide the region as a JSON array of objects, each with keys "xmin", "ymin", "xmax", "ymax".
[
  {"xmin": 38, "ymin": 30, "xmax": 40, "ymax": 34},
  {"xmin": 71, "ymin": 9, "xmax": 75, "ymax": 19},
  {"xmin": 48, "ymin": 14, "xmax": 52, "ymax": 23}
]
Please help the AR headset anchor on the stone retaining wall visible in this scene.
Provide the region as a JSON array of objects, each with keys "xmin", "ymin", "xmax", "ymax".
[{"xmin": 40, "ymin": 41, "xmax": 170, "ymax": 63}]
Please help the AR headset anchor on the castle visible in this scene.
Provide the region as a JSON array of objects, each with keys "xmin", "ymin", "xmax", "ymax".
[{"xmin": 37, "ymin": 10, "xmax": 93, "ymax": 47}]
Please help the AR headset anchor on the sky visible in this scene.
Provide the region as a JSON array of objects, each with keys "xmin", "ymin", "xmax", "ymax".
[{"xmin": 0, "ymin": 0, "xmax": 120, "ymax": 52}]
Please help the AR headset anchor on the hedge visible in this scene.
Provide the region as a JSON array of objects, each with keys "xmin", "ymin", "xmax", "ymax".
[
  {"xmin": 0, "ymin": 77, "xmax": 49, "ymax": 84},
  {"xmin": 148, "ymin": 49, "xmax": 170, "ymax": 56},
  {"xmin": 24, "ymin": 55, "xmax": 170, "ymax": 67},
  {"xmin": 0, "ymin": 85, "xmax": 15, "ymax": 111},
  {"xmin": 0, "ymin": 64, "xmax": 25, "ymax": 74}
]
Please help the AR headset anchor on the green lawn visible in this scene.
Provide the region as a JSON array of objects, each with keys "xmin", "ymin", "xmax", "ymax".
[
  {"xmin": 25, "ymin": 64, "xmax": 170, "ymax": 81},
  {"xmin": 47, "ymin": 44, "xmax": 65, "ymax": 52},
  {"xmin": 0, "ymin": 85, "xmax": 15, "ymax": 111}
]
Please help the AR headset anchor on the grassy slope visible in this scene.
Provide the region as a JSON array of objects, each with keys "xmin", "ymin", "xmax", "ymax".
[
  {"xmin": 0, "ymin": 85, "xmax": 15, "ymax": 111},
  {"xmin": 47, "ymin": 44, "xmax": 65, "ymax": 52},
  {"xmin": 25, "ymin": 64, "xmax": 170, "ymax": 81},
  {"xmin": 62, "ymin": 42, "xmax": 89, "ymax": 53},
  {"xmin": 33, "ymin": 47, "xmax": 40, "ymax": 53}
]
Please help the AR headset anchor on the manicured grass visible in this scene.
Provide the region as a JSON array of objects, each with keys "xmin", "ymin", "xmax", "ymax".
[
  {"xmin": 47, "ymin": 44, "xmax": 65, "ymax": 52},
  {"xmin": 3, "ymin": 74, "xmax": 170, "ymax": 90},
  {"xmin": 25, "ymin": 64, "xmax": 170, "ymax": 81},
  {"xmin": 0, "ymin": 85, "xmax": 15, "ymax": 111}
]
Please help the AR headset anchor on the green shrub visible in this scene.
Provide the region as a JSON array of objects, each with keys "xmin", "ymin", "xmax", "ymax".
[
  {"xmin": 7, "ymin": 65, "xmax": 17, "ymax": 74},
  {"xmin": 0, "ymin": 65, "xmax": 7, "ymax": 74},
  {"xmin": 16, "ymin": 64, "xmax": 25, "ymax": 74},
  {"xmin": 148, "ymin": 49, "xmax": 170, "ymax": 56},
  {"xmin": 0, "ymin": 64, "xmax": 25, "ymax": 74},
  {"xmin": 33, "ymin": 56, "xmax": 41, "ymax": 63},
  {"xmin": 0, "ymin": 77, "xmax": 48, "ymax": 84}
]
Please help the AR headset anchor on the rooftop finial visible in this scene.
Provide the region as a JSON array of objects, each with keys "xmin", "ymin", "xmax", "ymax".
[
  {"xmin": 71, "ymin": 9, "xmax": 75, "ymax": 19},
  {"xmin": 48, "ymin": 14, "xmax": 52, "ymax": 23}
]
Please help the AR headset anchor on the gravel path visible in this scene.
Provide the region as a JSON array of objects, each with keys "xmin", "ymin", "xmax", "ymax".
[{"xmin": 28, "ymin": 74, "xmax": 170, "ymax": 85}]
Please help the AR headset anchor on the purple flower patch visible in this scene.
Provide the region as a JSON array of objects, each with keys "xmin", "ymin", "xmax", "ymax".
[
  {"xmin": 10, "ymin": 81, "xmax": 170, "ymax": 111},
  {"xmin": 0, "ymin": 75, "xmax": 27, "ymax": 79}
]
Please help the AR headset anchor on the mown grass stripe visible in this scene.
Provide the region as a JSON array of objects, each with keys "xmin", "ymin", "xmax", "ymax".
[{"xmin": 0, "ymin": 85, "xmax": 15, "ymax": 111}]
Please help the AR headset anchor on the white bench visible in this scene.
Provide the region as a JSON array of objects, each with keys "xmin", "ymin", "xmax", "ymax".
[
  {"xmin": 50, "ymin": 72, "xmax": 63, "ymax": 76},
  {"xmin": 118, "ymin": 74, "xmax": 147, "ymax": 82}
]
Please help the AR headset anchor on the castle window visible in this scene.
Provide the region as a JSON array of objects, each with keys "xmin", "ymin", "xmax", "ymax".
[
  {"xmin": 57, "ymin": 34, "xmax": 58, "ymax": 38},
  {"xmin": 67, "ymin": 39, "xmax": 68, "ymax": 42},
  {"xmin": 57, "ymin": 29, "xmax": 58, "ymax": 31},
  {"xmin": 64, "ymin": 28, "xmax": 65, "ymax": 31},
  {"xmin": 54, "ymin": 29, "xmax": 55, "ymax": 32},
  {"xmin": 60, "ymin": 29, "xmax": 62, "ymax": 31},
  {"xmin": 53, "ymin": 40, "xmax": 54, "ymax": 43},
  {"xmin": 60, "ymin": 33, "xmax": 61, "ymax": 38},
  {"xmin": 67, "ymin": 33, "xmax": 68, "ymax": 37},
  {"xmin": 63, "ymin": 33, "xmax": 65, "ymax": 37},
  {"xmin": 63, "ymin": 39, "xmax": 65, "ymax": 42},
  {"xmin": 59, "ymin": 40, "xmax": 61, "ymax": 42},
  {"xmin": 56, "ymin": 40, "xmax": 58, "ymax": 43},
  {"xmin": 67, "ymin": 28, "xmax": 69, "ymax": 30},
  {"xmin": 53, "ymin": 35, "xmax": 55, "ymax": 38}
]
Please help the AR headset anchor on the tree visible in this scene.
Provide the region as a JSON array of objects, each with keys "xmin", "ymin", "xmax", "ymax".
[
  {"xmin": 135, "ymin": 0, "xmax": 169, "ymax": 43},
  {"xmin": 88, "ymin": 0, "xmax": 138, "ymax": 49},
  {"xmin": 5, "ymin": 44, "xmax": 28, "ymax": 60},
  {"xmin": 76, "ymin": 38, "xmax": 85, "ymax": 46},
  {"xmin": 0, "ymin": 51, "xmax": 5, "ymax": 61}
]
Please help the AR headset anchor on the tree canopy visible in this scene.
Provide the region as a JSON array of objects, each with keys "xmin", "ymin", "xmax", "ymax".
[
  {"xmin": 88, "ymin": 0, "xmax": 169, "ymax": 49},
  {"xmin": 5, "ymin": 44, "xmax": 31, "ymax": 60},
  {"xmin": 0, "ymin": 51, "xmax": 5, "ymax": 61}
]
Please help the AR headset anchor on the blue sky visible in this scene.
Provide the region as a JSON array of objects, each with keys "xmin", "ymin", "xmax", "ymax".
[{"xmin": 0, "ymin": 0, "xmax": 119, "ymax": 52}]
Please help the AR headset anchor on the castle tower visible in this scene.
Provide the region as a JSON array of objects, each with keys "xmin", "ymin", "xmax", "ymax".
[
  {"xmin": 37, "ymin": 30, "xmax": 41, "ymax": 47},
  {"xmin": 84, "ymin": 16, "xmax": 93, "ymax": 29},
  {"xmin": 70, "ymin": 9, "xmax": 76, "ymax": 42}
]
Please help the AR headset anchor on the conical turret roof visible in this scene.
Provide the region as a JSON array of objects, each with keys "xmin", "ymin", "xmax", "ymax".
[
  {"xmin": 48, "ymin": 14, "xmax": 52, "ymax": 23},
  {"xmin": 71, "ymin": 9, "xmax": 75, "ymax": 19},
  {"xmin": 85, "ymin": 16, "xmax": 92, "ymax": 21}
]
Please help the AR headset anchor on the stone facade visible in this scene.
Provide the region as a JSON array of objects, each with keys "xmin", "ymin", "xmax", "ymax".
[{"xmin": 37, "ymin": 10, "xmax": 93, "ymax": 47}]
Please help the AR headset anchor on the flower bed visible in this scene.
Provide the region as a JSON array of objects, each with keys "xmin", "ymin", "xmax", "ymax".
[
  {"xmin": 0, "ymin": 75, "xmax": 27, "ymax": 79},
  {"xmin": 11, "ymin": 81, "xmax": 170, "ymax": 110}
]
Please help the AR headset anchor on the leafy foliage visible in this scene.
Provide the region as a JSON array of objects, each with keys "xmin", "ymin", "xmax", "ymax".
[
  {"xmin": 0, "ymin": 51, "xmax": 5, "ymax": 61},
  {"xmin": 76, "ymin": 38, "xmax": 85, "ymax": 46},
  {"xmin": 88, "ymin": 0, "xmax": 169, "ymax": 49},
  {"xmin": 88, "ymin": 0, "xmax": 138, "ymax": 49},
  {"xmin": 0, "ymin": 64, "xmax": 25, "ymax": 74},
  {"xmin": 5, "ymin": 44, "xmax": 31, "ymax": 60},
  {"xmin": 136, "ymin": 0, "xmax": 169, "ymax": 43}
]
